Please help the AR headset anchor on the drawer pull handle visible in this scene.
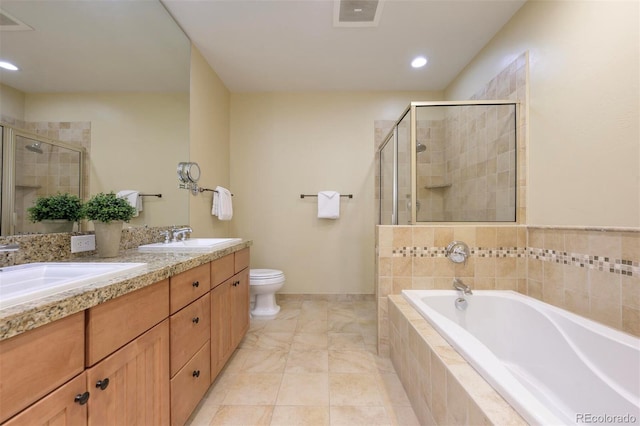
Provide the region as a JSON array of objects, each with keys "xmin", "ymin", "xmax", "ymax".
[
  {"xmin": 192, "ymin": 281, "xmax": 200, "ymax": 288},
  {"xmin": 232, "ymin": 280, "xmax": 240, "ymax": 287},
  {"xmin": 192, "ymin": 317, "xmax": 200, "ymax": 324},
  {"xmin": 192, "ymin": 370, "xmax": 201, "ymax": 378},
  {"xmin": 96, "ymin": 378, "xmax": 110, "ymax": 390},
  {"xmin": 74, "ymin": 392, "xmax": 90, "ymax": 405}
]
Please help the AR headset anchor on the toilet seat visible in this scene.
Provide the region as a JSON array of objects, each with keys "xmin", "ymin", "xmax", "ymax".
[{"xmin": 250, "ymin": 269, "xmax": 285, "ymax": 286}]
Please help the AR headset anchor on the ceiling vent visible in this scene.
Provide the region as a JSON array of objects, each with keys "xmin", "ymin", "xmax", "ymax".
[
  {"xmin": 333, "ymin": 0, "xmax": 384, "ymax": 27},
  {"xmin": 0, "ymin": 9, "xmax": 33, "ymax": 31}
]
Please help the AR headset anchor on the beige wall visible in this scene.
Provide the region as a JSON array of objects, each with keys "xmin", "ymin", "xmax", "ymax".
[
  {"xmin": 446, "ymin": 0, "xmax": 640, "ymax": 227},
  {"xmin": 189, "ymin": 45, "xmax": 231, "ymax": 238},
  {"xmin": 0, "ymin": 83, "xmax": 25, "ymax": 120},
  {"xmin": 229, "ymin": 91, "xmax": 440, "ymax": 294},
  {"xmin": 23, "ymin": 92, "xmax": 190, "ymax": 228}
]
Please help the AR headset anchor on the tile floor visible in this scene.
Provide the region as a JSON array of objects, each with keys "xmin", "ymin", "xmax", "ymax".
[{"xmin": 186, "ymin": 297, "xmax": 420, "ymax": 426}]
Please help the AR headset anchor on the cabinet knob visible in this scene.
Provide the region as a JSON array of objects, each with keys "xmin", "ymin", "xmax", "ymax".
[
  {"xmin": 192, "ymin": 370, "xmax": 200, "ymax": 378},
  {"xmin": 192, "ymin": 317, "xmax": 200, "ymax": 324},
  {"xmin": 74, "ymin": 392, "xmax": 90, "ymax": 405},
  {"xmin": 96, "ymin": 378, "xmax": 110, "ymax": 390},
  {"xmin": 192, "ymin": 281, "xmax": 200, "ymax": 288}
]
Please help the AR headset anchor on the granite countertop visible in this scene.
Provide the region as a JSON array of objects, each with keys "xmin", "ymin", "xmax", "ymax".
[{"xmin": 0, "ymin": 240, "xmax": 252, "ymax": 341}]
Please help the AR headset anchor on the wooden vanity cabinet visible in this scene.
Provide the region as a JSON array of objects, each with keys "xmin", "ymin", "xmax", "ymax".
[
  {"xmin": 0, "ymin": 311, "xmax": 85, "ymax": 424},
  {"xmin": 210, "ymin": 249, "xmax": 250, "ymax": 381},
  {"xmin": 86, "ymin": 320, "xmax": 170, "ymax": 426},
  {"xmin": 2, "ymin": 373, "xmax": 88, "ymax": 426},
  {"xmin": 169, "ymin": 263, "xmax": 212, "ymax": 426}
]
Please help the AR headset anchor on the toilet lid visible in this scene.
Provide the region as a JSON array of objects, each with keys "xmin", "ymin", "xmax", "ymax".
[{"xmin": 250, "ymin": 269, "xmax": 283, "ymax": 279}]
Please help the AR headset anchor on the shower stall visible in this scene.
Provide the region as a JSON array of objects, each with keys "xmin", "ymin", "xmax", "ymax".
[{"xmin": 378, "ymin": 101, "xmax": 518, "ymax": 224}]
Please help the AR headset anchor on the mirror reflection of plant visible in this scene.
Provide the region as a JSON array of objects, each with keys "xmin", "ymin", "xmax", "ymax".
[
  {"xmin": 27, "ymin": 193, "xmax": 84, "ymax": 222},
  {"xmin": 83, "ymin": 192, "xmax": 136, "ymax": 223}
]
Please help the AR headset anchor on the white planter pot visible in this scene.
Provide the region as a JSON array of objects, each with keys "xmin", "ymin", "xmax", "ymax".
[{"xmin": 93, "ymin": 221, "xmax": 123, "ymax": 258}]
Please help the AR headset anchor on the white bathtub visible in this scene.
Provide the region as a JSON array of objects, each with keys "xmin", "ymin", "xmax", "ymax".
[{"xmin": 402, "ymin": 290, "xmax": 640, "ymax": 426}]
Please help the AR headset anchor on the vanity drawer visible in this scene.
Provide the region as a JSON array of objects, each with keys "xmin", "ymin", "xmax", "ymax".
[
  {"xmin": 234, "ymin": 248, "xmax": 250, "ymax": 273},
  {"xmin": 170, "ymin": 263, "xmax": 210, "ymax": 314},
  {"xmin": 0, "ymin": 312, "xmax": 85, "ymax": 423},
  {"xmin": 170, "ymin": 341, "xmax": 211, "ymax": 426},
  {"xmin": 86, "ymin": 279, "xmax": 169, "ymax": 366},
  {"xmin": 170, "ymin": 293, "xmax": 211, "ymax": 377},
  {"xmin": 211, "ymin": 254, "xmax": 234, "ymax": 287}
]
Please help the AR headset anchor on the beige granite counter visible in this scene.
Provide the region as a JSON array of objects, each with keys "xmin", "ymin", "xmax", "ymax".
[{"xmin": 0, "ymin": 240, "xmax": 252, "ymax": 341}]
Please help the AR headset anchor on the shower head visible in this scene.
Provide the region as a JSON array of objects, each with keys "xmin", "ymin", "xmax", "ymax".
[
  {"xmin": 416, "ymin": 142, "xmax": 426, "ymax": 153},
  {"xmin": 26, "ymin": 142, "xmax": 43, "ymax": 154}
]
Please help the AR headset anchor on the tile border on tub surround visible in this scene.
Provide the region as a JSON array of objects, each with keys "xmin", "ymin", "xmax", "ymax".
[
  {"xmin": 528, "ymin": 247, "xmax": 638, "ymax": 277},
  {"xmin": 392, "ymin": 246, "xmax": 526, "ymax": 258}
]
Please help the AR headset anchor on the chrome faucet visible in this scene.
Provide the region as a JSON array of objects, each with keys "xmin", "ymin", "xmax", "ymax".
[
  {"xmin": 172, "ymin": 227, "xmax": 193, "ymax": 242},
  {"xmin": 160, "ymin": 230, "xmax": 171, "ymax": 244},
  {"xmin": 0, "ymin": 243, "xmax": 19, "ymax": 252},
  {"xmin": 453, "ymin": 278, "xmax": 472, "ymax": 295}
]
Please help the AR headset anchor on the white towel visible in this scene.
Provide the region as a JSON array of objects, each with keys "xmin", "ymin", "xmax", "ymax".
[
  {"xmin": 116, "ymin": 190, "xmax": 142, "ymax": 217},
  {"xmin": 317, "ymin": 191, "xmax": 340, "ymax": 219},
  {"xmin": 212, "ymin": 186, "xmax": 233, "ymax": 220}
]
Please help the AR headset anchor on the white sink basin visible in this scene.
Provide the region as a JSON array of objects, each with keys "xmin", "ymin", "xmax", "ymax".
[
  {"xmin": 138, "ymin": 238, "xmax": 242, "ymax": 252},
  {"xmin": 0, "ymin": 262, "xmax": 147, "ymax": 309}
]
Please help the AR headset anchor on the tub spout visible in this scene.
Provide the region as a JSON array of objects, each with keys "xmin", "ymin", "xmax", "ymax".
[{"xmin": 453, "ymin": 278, "xmax": 472, "ymax": 295}]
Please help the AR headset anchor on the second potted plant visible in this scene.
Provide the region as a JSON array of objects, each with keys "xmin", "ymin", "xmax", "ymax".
[
  {"xmin": 27, "ymin": 193, "xmax": 84, "ymax": 233},
  {"xmin": 83, "ymin": 192, "xmax": 136, "ymax": 257}
]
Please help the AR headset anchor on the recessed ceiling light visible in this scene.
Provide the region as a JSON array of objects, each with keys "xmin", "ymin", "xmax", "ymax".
[
  {"xmin": 0, "ymin": 61, "xmax": 19, "ymax": 71},
  {"xmin": 411, "ymin": 56, "xmax": 428, "ymax": 68}
]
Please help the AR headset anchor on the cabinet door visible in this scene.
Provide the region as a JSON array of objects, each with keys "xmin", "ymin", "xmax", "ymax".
[
  {"xmin": 0, "ymin": 312, "xmax": 85, "ymax": 423},
  {"xmin": 210, "ymin": 279, "xmax": 231, "ymax": 381},
  {"xmin": 231, "ymin": 268, "xmax": 250, "ymax": 349},
  {"xmin": 2, "ymin": 373, "xmax": 87, "ymax": 426},
  {"xmin": 86, "ymin": 320, "xmax": 170, "ymax": 426}
]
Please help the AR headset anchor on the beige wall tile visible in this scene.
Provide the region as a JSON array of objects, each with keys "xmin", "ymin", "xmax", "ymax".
[
  {"xmin": 589, "ymin": 269, "xmax": 621, "ymax": 304},
  {"xmin": 564, "ymin": 230, "xmax": 589, "ymax": 253},
  {"xmin": 413, "ymin": 227, "xmax": 435, "ymax": 247},
  {"xmin": 621, "ymin": 234, "xmax": 640, "ymax": 262},
  {"xmin": 529, "ymin": 228, "xmax": 544, "ymax": 247},
  {"xmin": 446, "ymin": 372, "xmax": 468, "ymax": 425},
  {"xmin": 564, "ymin": 290, "xmax": 590, "ymax": 317},
  {"xmin": 393, "ymin": 257, "xmax": 412, "ymax": 277},
  {"xmin": 454, "ymin": 227, "xmax": 477, "ymax": 246},
  {"xmin": 434, "ymin": 227, "xmax": 454, "ymax": 247},
  {"xmin": 622, "ymin": 276, "xmax": 640, "ymax": 310},
  {"xmin": 590, "ymin": 295, "xmax": 622, "ymax": 329},
  {"xmin": 622, "ymin": 306, "xmax": 640, "ymax": 336},
  {"xmin": 563, "ymin": 266, "xmax": 589, "ymax": 293},
  {"xmin": 496, "ymin": 257, "xmax": 517, "ymax": 279},
  {"xmin": 543, "ymin": 229, "xmax": 564, "ymax": 251},
  {"xmin": 413, "ymin": 258, "xmax": 434, "ymax": 277},
  {"xmin": 393, "ymin": 227, "xmax": 413, "ymax": 247},
  {"xmin": 475, "ymin": 257, "xmax": 496, "ymax": 277},
  {"xmin": 476, "ymin": 227, "xmax": 497, "ymax": 247},
  {"xmin": 497, "ymin": 227, "xmax": 518, "ymax": 247},
  {"xmin": 589, "ymin": 232, "xmax": 622, "ymax": 259}
]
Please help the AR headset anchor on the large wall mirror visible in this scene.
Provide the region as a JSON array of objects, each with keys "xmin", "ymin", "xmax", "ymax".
[{"xmin": 0, "ymin": 0, "xmax": 191, "ymax": 236}]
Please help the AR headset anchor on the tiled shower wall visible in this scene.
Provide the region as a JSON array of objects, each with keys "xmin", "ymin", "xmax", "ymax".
[
  {"xmin": 1, "ymin": 117, "xmax": 91, "ymax": 233},
  {"xmin": 376, "ymin": 225, "xmax": 640, "ymax": 354}
]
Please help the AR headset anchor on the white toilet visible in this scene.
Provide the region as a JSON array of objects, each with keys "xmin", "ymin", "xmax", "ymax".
[{"xmin": 249, "ymin": 269, "xmax": 285, "ymax": 318}]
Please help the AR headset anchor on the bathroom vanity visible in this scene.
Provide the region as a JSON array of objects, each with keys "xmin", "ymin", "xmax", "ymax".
[{"xmin": 0, "ymin": 241, "xmax": 251, "ymax": 426}]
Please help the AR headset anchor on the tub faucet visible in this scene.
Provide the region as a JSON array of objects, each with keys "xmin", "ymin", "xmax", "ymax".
[
  {"xmin": 453, "ymin": 278, "xmax": 472, "ymax": 295},
  {"xmin": 172, "ymin": 227, "xmax": 193, "ymax": 242}
]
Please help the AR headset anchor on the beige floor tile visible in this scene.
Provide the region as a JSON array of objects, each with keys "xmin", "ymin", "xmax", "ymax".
[
  {"xmin": 209, "ymin": 405, "xmax": 273, "ymax": 426},
  {"xmin": 328, "ymin": 319, "xmax": 362, "ymax": 333},
  {"xmin": 377, "ymin": 373, "xmax": 411, "ymax": 406},
  {"xmin": 223, "ymin": 373, "xmax": 283, "ymax": 405},
  {"xmin": 329, "ymin": 373, "xmax": 384, "ymax": 406},
  {"xmin": 222, "ymin": 349, "xmax": 250, "ymax": 373},
  {"xmin": 329, "ymin": 350, "xmax": 377, "ymax": 373},
  {"xmin": 291, "ymin": 332, "xmax": 329, "ymax": 351},
  {"xmin": 255, "ymin": 332, "xmax": 294, "ymax": 351},
  {"xmin": 296, "ymin": 319, "xmax": 329, "ymax": 333},
  {"xmin": 238, "ymin": 331, "xmax": 260, "ymax": 349},
  {"xmin": 276, "ymin": 373, "xmax": 330, "ymax": 406},
  {"xmin": 186, "ymin": 401, "xmax": 220, "ymax": 426},
  {"xmin": 329, "ymin": 406, "xmax": 391, "ymax": 426},
  {"xmin": 270, "ymin": 406, "xmax": 330, "ymax": 426},
  {"xmin": 385, "ymin": 405, "xmax": 421, "ymax": 426},
  {"xmin": 328, "ymin": 333, "xmax": 365, "ymax": 350},
  {"xmin": 263, "ymin": 319, "xmax": 298, "ymax": 332},
  {"xmin": 285, "ymin": 350, "xmax": 329, "ymax": 373},
  {"xmin": 243, "ymin": 350, "xmax": 288, "ymax": 373},
  {"xmin": 274, "ymin": 308, "xmax": 301, "ymax": 320}
]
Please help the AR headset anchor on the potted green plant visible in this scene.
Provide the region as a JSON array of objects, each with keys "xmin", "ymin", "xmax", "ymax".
[
  {"xmin": 83, "ymin": 192, "xmax": 136, "ymax": 257},
  {"xmin": 27, "ymin": 193, "xmax": 84, "ymax": 233}
]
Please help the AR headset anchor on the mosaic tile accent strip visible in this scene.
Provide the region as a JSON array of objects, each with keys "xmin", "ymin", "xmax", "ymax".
[
  {"xmin": 391, "ymin": 246, "xmax": 526, "ymax": 258},
  {"xmin": 528, "ymin": 248, "xmax": 639, "ymax": 277},
  {"xmin": 389, "ymin": 246, "xmax": 638, "ymax": 277}
]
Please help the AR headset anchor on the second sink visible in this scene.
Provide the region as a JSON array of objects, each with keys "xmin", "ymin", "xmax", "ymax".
[{"xmin": 138, "ymin": 238, "xmax": 242, "ymax": 253}]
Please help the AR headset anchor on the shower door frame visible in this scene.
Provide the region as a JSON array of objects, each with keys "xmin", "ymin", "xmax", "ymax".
[
  {"xmin": 1, "ymin": 125, "xmax": 85, "ymax": 235},
  {"xmin": 378, "ymin": 100, "xmax": 518, "ymax": 225}
]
